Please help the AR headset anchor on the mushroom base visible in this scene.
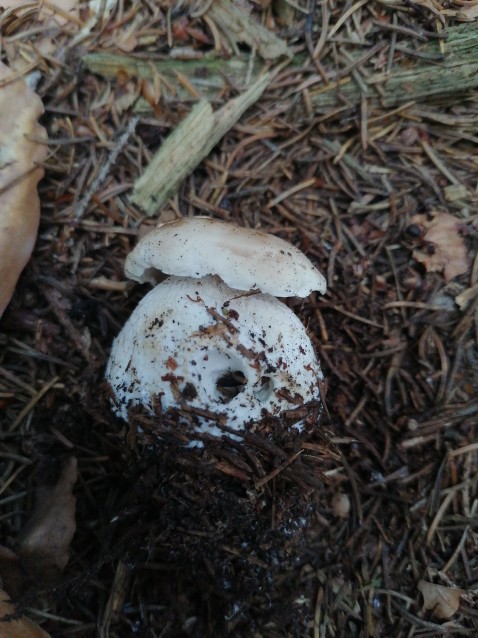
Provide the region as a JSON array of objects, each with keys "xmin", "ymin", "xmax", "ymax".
[{"xmin": 99, "ymin": 397, "xmax": 337, "ymax": 635}]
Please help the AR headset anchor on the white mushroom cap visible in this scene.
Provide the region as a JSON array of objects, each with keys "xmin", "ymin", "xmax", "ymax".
[
  {"xmin": 106, "ymin": 275, "xmax": 322, "ymax": 435},
  {"xmin": 125, "ymin": 217, "xmax": 326, "ymax": 298}
]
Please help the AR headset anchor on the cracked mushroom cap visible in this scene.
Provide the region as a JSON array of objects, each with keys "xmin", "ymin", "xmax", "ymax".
[
  {"xmin": 105, "ymin": 275, "xmax": 322, "ymax": 434},
  {"xmin": 125, "ymin": 217, "xmax": 326, "ymax": 298}
]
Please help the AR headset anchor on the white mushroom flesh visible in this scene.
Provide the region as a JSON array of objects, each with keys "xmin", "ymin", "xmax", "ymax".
[
  {"xmin": 125, "ymin": 217, "xmax": 326, "ymax": 298},
  {"xmin": 106, "ymin": 275, "xmax": 322, "ymax": 434}
]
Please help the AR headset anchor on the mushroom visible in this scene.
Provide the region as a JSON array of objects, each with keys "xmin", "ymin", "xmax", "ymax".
[
  {"xmin": 106, "ymin": 218, "xmax": 326, "ymax": 435},
  {"xmin": 125, "ymin": 217, "xmax": 326, "ymax": 297}
]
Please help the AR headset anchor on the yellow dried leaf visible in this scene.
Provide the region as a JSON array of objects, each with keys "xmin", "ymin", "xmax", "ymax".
[
  {"xmin": 0, "ymin": 589, "xmax": 50, "ymax": 638},
  {"xmin": 418, "ymin": 580, "xmax": 461, "ymax": 619},
  {"xmin": 411, "ymin": 212, "xmax": 470, "ymax": 282},
  {"xmin": 0, "ymin": 61, "xmax": 48, "ymax": 317}
]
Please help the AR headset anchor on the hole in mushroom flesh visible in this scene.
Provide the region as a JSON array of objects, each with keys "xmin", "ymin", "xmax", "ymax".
[
  {"xmin": 253, "ymin": 376, "xmax": 274, "ymax": 402},
  {"xmin": 216, "ymin": 370, "xmax": 248, "ymax": 402}
]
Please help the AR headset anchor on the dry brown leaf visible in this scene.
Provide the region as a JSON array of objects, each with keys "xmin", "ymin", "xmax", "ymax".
[
  {"xmin": 0, "ymin": 545, "xmax": 23, "ymax": 598},
  {"xmin": 0, "ymin": 589, "xmax": 50, "ymax": 638},
  {"xmin": 411, "ymin": 212, "xmax": 470, "ymax": 282},
  {"xmin": 0, "ymin": 61, "xmax": 48, "ymax": 317},
  {"xmin": 15, "ymin": 458, "xmax": 77, "ymax": 582},
  {"xmin": 418, "ymin": 580, "xmax": 462, "ymax": 619}
]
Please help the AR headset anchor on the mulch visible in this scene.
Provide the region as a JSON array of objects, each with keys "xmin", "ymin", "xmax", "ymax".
[{"xmin": 1, "ymin": 1, "xmax": 477, "ymax": 636}]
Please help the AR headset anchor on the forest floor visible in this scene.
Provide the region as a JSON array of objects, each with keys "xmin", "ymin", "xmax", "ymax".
[{"xmin": 0, "ymin": 1, "xmax": 477, "ymax": 636}]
